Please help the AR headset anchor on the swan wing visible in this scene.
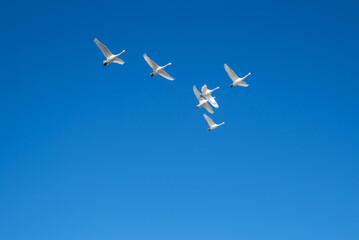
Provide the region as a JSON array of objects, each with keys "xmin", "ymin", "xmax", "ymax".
[
  {"xmin": 143, "ymin": 54, "xmax": 159, "ymax": 70},
  {"xmin": 207, "ymin": 96, "xmax": 219, "ymax": 108},
  {"xmin": 203, "ymin": 114, "xmax": 215, "ymax": 127},
  {"xmin": 94, "ymin": 38, "xmax": 112, "ymax": 58},
  {"xmin": 201, "ymin": 84, "xmax": 208, "ymax": 94},
  {"xmin": 238, "ymin": 80, "xmax": 249, "ymax": 87},
  {"xmin": 224, "ymin": 64, "xmax": 239, "ymax": 82},
  {"xmin": 158, "ymin": 69, "xmax": 174, "ymax": 80},
  {"xmin": 113, "ymin": 58, "xmax": 124, "ymax": 65},
  {"xmin": 193, "ymin": 85, "xmax": 202, "ymax": 101},
  {"xmin": 203, "ymin": 102, "xmax": 214, "ymax": 114}
]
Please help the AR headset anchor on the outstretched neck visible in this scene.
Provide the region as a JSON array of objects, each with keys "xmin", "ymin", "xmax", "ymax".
[
  {"xmin": 243, "ymin": 72, "xmax": 252, "ymax": 79},
  {"xmin": 209, "ymin": 86, "xmax": 220, "ymax": 93},
  {"xmin": 219, "ymin": 122, "xmax": 225, "ymax": 126},
  {"xmin": 117, "ymin": 49, "xmax": 127, "ymax": 56},
  {"xmin": 164, "ymin": 63, "xmax": 172, "ymax": 68}
]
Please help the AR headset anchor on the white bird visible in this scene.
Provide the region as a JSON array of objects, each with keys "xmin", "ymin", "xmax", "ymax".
[
  {"xmin": 94, "ymin": 38, "xmax": 127, "ymax": 66},
  {"xmin": 203, "ymin": 114, "xmax": 225, "ymax": 131},
  {"xmin": 193, "ymin": 85, "xmax": 214, "ymax": 114},
  {"xmin": 200, "ymin": 84, "xmax": 220, "ymax": 108},
  {"xmin": 143, "ymin": 54, "xmax": 174, "ymax": 80},
  {"xmin": 224, "ymin": 64, "xmax": 252, "ymax": 88}
]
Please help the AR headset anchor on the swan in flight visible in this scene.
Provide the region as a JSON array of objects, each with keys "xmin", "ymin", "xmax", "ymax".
[
  {"xmin": 224, "ymin": 64, "xmax": 252, "ymax": 88},
  {"xmin": 94, "ymin": 38, "xmax": 127, "ymax": 66},
  {"xmin": 200, "ymin": 84, "xmax": 220, "ymax": 108},
  {"xmin": 203, "ymin": 114, "xmax": 225, "ymax": 131},
  {"xmin": 143, "ymin": 54, "xmax": 174, "ymax": 80},
  {"xmin": 193, "ymin": 85, "xmax": 214, "ymax": 114}
]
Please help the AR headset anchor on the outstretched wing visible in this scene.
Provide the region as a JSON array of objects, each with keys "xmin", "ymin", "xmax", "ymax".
[
  {"xmin": 94, "ymin": 38, "xmax": 112, "ymax": 58},
  {"xmin": 143, "ymin": 54, "xmax": 159, "ymax": 71},
  {"xmin": 193, "ymin": 85, "xmax": 202, "ymax": 101},
  {"xmin": 238, "ymin": 81, "xmax": 248, "ymax": 87},
  {"xmin": 158, "ymin": 69, "xmax": 174, "ymax": 80},
  {"xmin": 203, "ymin": 102, "xmax": 214, "ymax": 114},
  {"xmin": 113, "ymin": 58, "xmax": 125, "ymax": 65},
  {"xmin": 224, "ymin": 64, "xmax": 239, "ymax": 82},
  {"xmin": 201, "ymin": 84, "xmax": 208, "ymax": 94},
  {"xmin": 207, "ymin": 96, "xmax": 219, "ymax": 108},
  {"xmin": 203, "ymin": 114, "xmax": 215, "ymax": 127}
]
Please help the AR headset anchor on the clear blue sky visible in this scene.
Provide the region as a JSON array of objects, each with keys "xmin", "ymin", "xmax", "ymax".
[{"xmin": 1, "ymin": 0, "xmax": 358, "ymax": 239}]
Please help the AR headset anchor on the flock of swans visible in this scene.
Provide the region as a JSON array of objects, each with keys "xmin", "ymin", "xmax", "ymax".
[{"xmin": 94, "ymin": 38, "xmax": 253, "ymax": 131}]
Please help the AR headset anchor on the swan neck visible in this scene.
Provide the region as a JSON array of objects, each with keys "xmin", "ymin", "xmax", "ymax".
[{"xmin": 243, "ymin": 72, "xmax": 252, "ymax": 79}]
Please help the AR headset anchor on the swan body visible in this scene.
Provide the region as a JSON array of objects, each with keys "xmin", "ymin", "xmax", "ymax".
[
  {"xmin": 193, "ymin": 85, "xmax": 214, "ymax": 114},
  {"xmin": 200, "ymin": 84, "xmax": 220, "ymax": 108},
  {"xmin": 94, "ymin": 38, "xmax": 127, "ymax": 66},
  {"xmin": 224, "ymin": 64, "xmax": 252, "ymax": 87},
  {"xmin": 143, "ymin": 54, "xmax": 174, "ymax": 80},
  {"xmin": 203, "ymin": 114, "xmax": 225, "ymax": 131}
]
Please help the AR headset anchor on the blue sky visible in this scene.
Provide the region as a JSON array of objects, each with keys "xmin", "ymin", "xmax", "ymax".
[{"xmin": 1, "ymin": 0, "xmax": 359, "ymax": 239}]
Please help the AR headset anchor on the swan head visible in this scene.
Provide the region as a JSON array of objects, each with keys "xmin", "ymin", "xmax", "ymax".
[{"xmin": 168, "ymin": 63, "xmax": 172, "ymax": 65}]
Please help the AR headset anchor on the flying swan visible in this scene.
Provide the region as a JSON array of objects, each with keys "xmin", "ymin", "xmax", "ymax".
[
  {"xmin": 203, "ymin": 114, "xmax": 225, "ymax": 131},
  {"xmin": 200, "ymin": 84, "xmax": 220, "ymax": 108},
  {"xmin": 193, "ymin": 85, "xmax": 214, "ymax": 114},
  {"xmin": 143, "ymin": 54, "xmax": 174, "ymax": 80},
  {"xmin": 224, "ymin": 64, "xmax": 252, "ymax": 87},
  {"xmin": 94, "ymin": 38, "xmax": 127, "ymax": 66}
]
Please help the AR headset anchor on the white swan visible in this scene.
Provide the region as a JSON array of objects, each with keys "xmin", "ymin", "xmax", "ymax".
[
  {"xmin": 193, "ymin": 85, "xmax": 214, "ymax": 114},
  {"xmin": 224, "ymin": 64, "xmax": 252, "ymax": 87},
  {"xmin": 143, "ymin": 54, "xmax": 174, "ymax": 80},
  {"xmin": 200, "ymin": 84, "xmax": 220, "ymax": 108},
  {"xmin": 203, "ymin": 114, "xmax": 225, "ymax": 131},
  {"xmin": 94, "ymin": 38, "xmax": 127, "ymax": 66}
]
